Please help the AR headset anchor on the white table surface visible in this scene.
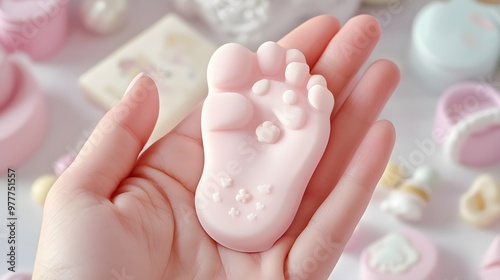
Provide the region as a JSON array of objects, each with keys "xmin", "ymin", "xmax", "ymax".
[{"xmin": 0, "ymin": 0, "xmax": 499, "ymax": 279}]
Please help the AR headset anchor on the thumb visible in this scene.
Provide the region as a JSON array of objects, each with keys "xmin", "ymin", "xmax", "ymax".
[{"xmin": 54, "ymin": 74, "xmax": 159, "ymax": 198}]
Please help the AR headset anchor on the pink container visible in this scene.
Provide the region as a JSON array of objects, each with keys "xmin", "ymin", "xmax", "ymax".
[
  {"xmin": 0, "ymin": 0, "xmax": 69, "ymax": 60},
  {"xmin": 0, "ymin": 46, "xmax": 14, "ymax": 108},
  {"xmin": 434, "ymin": 82, "xmax": 500, "ymax": 167},
  {"xmin": 0, "ymin": 56, "xmax": 49, "ymax": 174}
]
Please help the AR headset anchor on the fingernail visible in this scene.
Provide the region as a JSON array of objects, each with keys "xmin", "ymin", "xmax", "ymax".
[{"xmin": 124, "ymin": 72, "xmax": 144, "ymax": 96}]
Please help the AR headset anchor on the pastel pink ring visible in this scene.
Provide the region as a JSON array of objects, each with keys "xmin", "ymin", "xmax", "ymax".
[{"xmin": 434, "ymin": 82, "xmax": 500, "ymax": 167}]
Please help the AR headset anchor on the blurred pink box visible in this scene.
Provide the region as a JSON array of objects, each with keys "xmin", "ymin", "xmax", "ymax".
[{"xmin": 0, "ymin": 0, "xmax": 69, "ymax": 60}]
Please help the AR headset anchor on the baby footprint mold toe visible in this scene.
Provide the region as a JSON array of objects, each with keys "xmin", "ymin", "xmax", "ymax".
[
  {"xmin": 360, "ymin": 229, "xmax": 439, "ymax": 280},
  {"xmin": 195, "ymin": 42, "xmax": 334, "ymax": 252}
]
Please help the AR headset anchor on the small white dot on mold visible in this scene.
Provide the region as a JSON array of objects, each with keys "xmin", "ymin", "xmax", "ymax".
[
  {"xmin": 256, "ymin": 202, "xmax": 265, "ymax": 211},
  {"xmin": 247, "ymin": 213, "xmax": 257, "ymax": 221},
  {"xmin": 228, "ymin": 207, "xmax": 240, "ymax": 217},
  {"xmin": 252, "ymin": 79, "xmax": 270, "ymax": 96},
  {"xmin": 212, "ymin": 193, "xmax": 222, "ymax": 203},
  {"xmin": 220, "ymin": 176, "xmax": 233, "ymax": 188},
  {"xmin": 257, "ymin": 184, "xmax": 272, "ymax": 194},
  {"xmin": 283, "ymin": 90, "xmax": 298, "ymax": 105}
]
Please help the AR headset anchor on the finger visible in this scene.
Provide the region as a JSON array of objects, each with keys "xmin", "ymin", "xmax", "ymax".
[
  {"xmin": 286, "ymin": 120, "xmax": 396, "ymax": 280},
  {"xmin": 278, "ymin": 15, "xmax": 341, "ymax": 67},
  {"xmin": 171, "ymin": 15, "xmax": 341, "ymax": 142},
  {"xmin": 311, "ymin": 15, "xmax": 381, "ymax": 116},
  {"xmin": 53, "ymin": 75, "xmax": 159, "ymax": 198},
  {"xmin": 303, "ymin": 59, "xmax": 400, "ymax": 217}
]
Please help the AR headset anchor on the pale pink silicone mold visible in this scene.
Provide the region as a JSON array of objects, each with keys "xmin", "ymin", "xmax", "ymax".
[{"xmin": 195, "ymin": 42, "xmax": 334, "ymax": 252}]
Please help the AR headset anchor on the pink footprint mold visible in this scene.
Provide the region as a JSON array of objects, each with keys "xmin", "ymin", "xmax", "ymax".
[
  {"xmin": 434, "ymin": 82, "xmax": 500, "ymax": 167},
  {"xmin": 460, "ymin": 174, "xmax": 500, "ymax": 227},
  {"xmin": 360, "ymin": 228, "xmax": 439, "ymax": 280},
  {"xmin": 411, "ymin": 0, "xmax": 500, "ymax": 90},
  {"xmin": 79, "ymin": 14, "xmax": 216, "ymax": 144},
  {"xmin": 0, "ymin": 0, "xmax": 69, "ymax": 60},
  {"xmin": 0, "ymin": 49, "xmax": 49, "ymax": 174},
  {"xmin": 195, "ymin": 41, "xmax": 334, "ymax": 252},
  {"xmin": 481, "ymin": 236, "xmax": 500, "ymax": 280}
]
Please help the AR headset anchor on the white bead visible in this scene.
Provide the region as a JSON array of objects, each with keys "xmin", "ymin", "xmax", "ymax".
[{"xmin": 80, "ymin": 0, "xmax": 128, "ymax": 35}]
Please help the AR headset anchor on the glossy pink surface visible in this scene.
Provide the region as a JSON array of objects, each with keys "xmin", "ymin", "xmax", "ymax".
[{"xmin": 195, "ymin": 42, "xmax": 333, "ymax": 252}]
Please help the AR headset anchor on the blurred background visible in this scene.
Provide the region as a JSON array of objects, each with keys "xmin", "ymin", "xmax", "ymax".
[{"xmin": 0, "ymin": 0, "xmax": 499, "ymax": 279}]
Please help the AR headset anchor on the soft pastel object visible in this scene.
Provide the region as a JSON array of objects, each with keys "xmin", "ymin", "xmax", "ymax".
[
  {"xmin": 378, "ymin": 160, "xmax": 404, "ymax": 189},
  {"xmin": 460, "ymin": 174, "xmax": 500, "ymax": 227},
  {"xmin": 360, "ymin": 229, "xmax": 438, "ymax": 280},
  {"xmin": 31, "ymin": 174, "xmax": 58, "ymax": 206},
  {"xmin": 53, "ymin": 153, "xmax": 75, "ymax": 176},
  {"xmin": 0, "ymin": 47, "xmax": 14, "ymax": 109},
  {"xmin": 381, "ymin": 165, "xmax": 438, "ymax": 221},
  {"xmin": 411, "ymin": 0, "xmax": 500, "ymax": 90},
  {"xmin": 481, "ymin": 236, "xmax": 500, "ymax": 280},
  {"xmin": 195, "ymin": 42, "xmax": 334, "ymax": 252},
  {"xmin": 0, "ymin": 272, "xmax": 31, "ymax": 280},
  {"xmin": 0, "ymin": 57, "xmax": 49, "ymax": 174},
  {"xmin": 0, "ymin": 0, "xmax": 69, "ymax": 60},
  {"xmin": 79, "ymin": 14, "xmax": 216, "ymax": 144},
  {"xmin": 79, "ymin": 0, "xmax": 128, "ymax": 35},
  {"xmin": 434, "ymin": 82, "xmax": 500, "ymax": 167}
]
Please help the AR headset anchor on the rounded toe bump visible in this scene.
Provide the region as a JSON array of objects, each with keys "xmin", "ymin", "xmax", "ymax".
[
  {"xmin": 257, "ymin": 41, "xmax": 286, "ymax": 76},
  {"xmin": 285, "ymin": 62, "xmax": 310, "ymax": 87},
  {"xmin": 286, "ymin": 49, "xmax": 306, "ymax": 64},
  {"xmin": 308, "ymin": 85, "xmax": 334, "ymax": 113},
  {"xmin": 307, "ymin": 74, "xmax": 327, "ymax": 91},
  {"xmin": 207, "ymin": 43, "xmax": 256, "ymax": 90}
]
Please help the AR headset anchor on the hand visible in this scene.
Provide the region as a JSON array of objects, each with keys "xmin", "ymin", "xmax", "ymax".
[{"xmin": 33, "ymin": 15, "xmax": 399, "ymax": 280}]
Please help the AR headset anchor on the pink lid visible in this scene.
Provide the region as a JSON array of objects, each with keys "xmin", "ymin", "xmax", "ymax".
[
  {"xmin": 0, "ymin": 60, "xmax": 49, "ymax": 174},
  {"xmin": 434, "ymin": 82, "xmax": 500, "ymax": 166},
  {"xmin": 0, "ymin": 0, "xmax": 70, "ymax": 60}
]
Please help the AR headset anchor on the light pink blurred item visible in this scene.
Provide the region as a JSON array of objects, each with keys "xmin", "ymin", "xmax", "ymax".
[
  {"xmin": 0, "ymin": 0, "xmax": 69, "ymax": 60},
  {"xmin": 53, "ymin": 153, "xmax": 76, "ymax": 176},
  {"xmin": 481, "ymin": 236, "xmax": 500, "ymax": 280},
  {"xmin": 0, "ymin": 272, "xmax": 31, "ymax": 280},
  {"xmin": 0, "ymin": 51, "xmax": 49, "ymax": 174},
  {"xmin": 434, "ymin": 82, "xmax": 500, "ymax": 167}
]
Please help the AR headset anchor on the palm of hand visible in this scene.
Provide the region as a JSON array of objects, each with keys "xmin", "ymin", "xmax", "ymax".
[{"xmin": 34, "ymin": 15, "xmax": 399, "ymax": 280}]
